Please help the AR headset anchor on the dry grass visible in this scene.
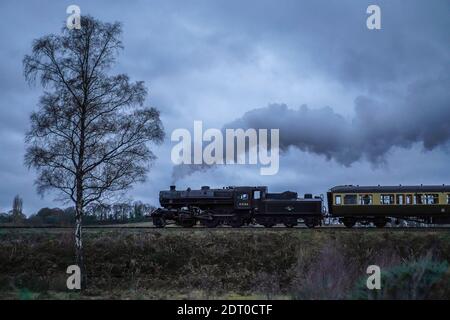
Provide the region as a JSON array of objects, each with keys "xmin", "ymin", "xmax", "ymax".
[{"xmin": 1, "ymin": 228, "xmax": 450, "ymax": 299}]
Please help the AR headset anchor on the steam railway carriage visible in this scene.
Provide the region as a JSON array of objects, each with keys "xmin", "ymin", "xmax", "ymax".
[
  {"xmin": 152, "ymin": 185, "xmax": 323, "ymax": 228},
  {"xmin": 327, "ymin": 185, "xmax": 450, "ymax": 228}
]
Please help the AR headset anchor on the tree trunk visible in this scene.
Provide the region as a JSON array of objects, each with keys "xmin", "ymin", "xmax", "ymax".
[
  {"xmin": 76, "ymin": 98, "xmax": 86, "ymax": 289},
  {"xmin": 75, "ymin": 202, "xmax": 86, "ymax": 290}
]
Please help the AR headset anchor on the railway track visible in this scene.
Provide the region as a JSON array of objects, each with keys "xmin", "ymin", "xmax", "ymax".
[{"xmin": 1, "ymin": 225, "xmax": 450, "ymax": 231}]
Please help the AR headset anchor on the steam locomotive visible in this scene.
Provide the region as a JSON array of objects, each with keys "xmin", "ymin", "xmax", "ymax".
[
  {"xmin": 151, "ymin": 185, "xmax": 450, "ymax": 228},
  {"xmin": 151, "ymin": 185, "xmax": 323, "ymax": 228}
]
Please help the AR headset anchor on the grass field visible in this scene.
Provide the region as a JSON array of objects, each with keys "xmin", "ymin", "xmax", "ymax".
[{"xmin": 1, "ymin": 228, "xmax": 450, "ymax": 300}]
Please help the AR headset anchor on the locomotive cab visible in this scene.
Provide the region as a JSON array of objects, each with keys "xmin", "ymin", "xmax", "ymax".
[
  {"xmin": 233, "ymin": 186, "xmax": 266, "ymax": 210},
  {"xmin": 234, "ymin": 192, "xmax": 250, "ymax": 209}
]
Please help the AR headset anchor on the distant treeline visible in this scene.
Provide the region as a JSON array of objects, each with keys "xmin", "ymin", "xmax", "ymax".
[{"xmin": 0, "ymin": 201, "xmax": 155, "ymax": 226}]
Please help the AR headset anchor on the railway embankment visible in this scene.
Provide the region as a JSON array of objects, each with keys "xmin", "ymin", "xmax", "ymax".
[{"xmin": 1, "ymin": 228, "xmax": 449, "ymax": 299}]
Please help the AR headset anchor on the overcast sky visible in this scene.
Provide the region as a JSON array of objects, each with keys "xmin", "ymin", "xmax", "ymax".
[{"xmin": 0, "ymin": 0, "xmax": 449, "ymax": 214}]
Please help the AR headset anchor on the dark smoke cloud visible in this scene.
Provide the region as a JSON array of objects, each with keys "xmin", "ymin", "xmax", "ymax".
[
  {"xmin": 172, "ymin": 73, "xmax": 450, "ymax": 181},
  {"xmin": 227, "ymin": 75, "xmax": 450, "ymax": 166},
  {"xmin": 171, "ymin": 163, "xmax": 216, "ymax": 184}
]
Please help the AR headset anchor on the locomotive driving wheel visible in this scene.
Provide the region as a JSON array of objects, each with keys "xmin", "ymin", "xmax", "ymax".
[
  {"xmin": 152, "ymin": 216, "xmax": 166, "ymax": 228},
  {"xmin": 342, "ymin": 218, "xmax": 356, "ymax": 228},
  {"xmin": 229, "ymin": 216, "xmax": 243, "ymax": 228},
  {"xmin": 179, "ymin": 219, "xmax": 196, "ymax": 228},
  {"xmin": 202, "ymin": 218, "xmax": 220, "ymax": 228}
]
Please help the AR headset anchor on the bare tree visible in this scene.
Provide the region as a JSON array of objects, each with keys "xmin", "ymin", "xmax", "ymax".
[
  {"xmin": 23, "ymin": 16, "xmax": 164, "ymax": 288},
  {"xmin": 12, "ymin": 195, "xmax": 25, "ymax": 224}
]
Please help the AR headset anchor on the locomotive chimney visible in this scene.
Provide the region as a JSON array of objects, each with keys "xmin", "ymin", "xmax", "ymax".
[{"xmin": 170, "ymin": 185, "xmax": 176, "ymax": 191}]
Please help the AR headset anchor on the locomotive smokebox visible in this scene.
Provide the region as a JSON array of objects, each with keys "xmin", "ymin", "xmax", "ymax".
[{"xmin": 170, "ymin": 185, "xmax": 176, "ymax": 191}]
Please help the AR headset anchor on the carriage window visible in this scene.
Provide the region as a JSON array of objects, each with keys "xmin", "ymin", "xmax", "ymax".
[
  {"xmin": 381, "ymin": 194, "xmax": 394, "ymax": 205},
  {"xmin": 335, "ymin": 195, "xmax": 342, "ymax": 205},
  {"xmin": 359, "ymin": 194, "xmax": 373, "ymax": 205},
  {"xmin": 253, "ymin": 191, "xmax": 261, "ymax": 200},
  {"xmin": 344, "ymin": 194, "xmax": 357, "ymax": 205},
  {"xmin": 424, "ymin": 194, "xmax": 439, "ymax": 204},
  {"xmin": 414, "ymin": 194, "xmax": 423, "ymax": 205},
  {"xmin": 448, "ymin": 194, "xmax": 450, "ymax": 205},
  {"xmin": 396, "ymin": 194, "xmax": 405, "ymax": 205},
  {"xmin": 406, "ymin": 194, "xmax": 413, "ymax": 204}
]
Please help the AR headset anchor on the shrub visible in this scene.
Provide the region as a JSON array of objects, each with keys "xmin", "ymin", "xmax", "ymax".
[{"xmin": 351, "ymin": 255, "xmax": 449, "ymax": 300}]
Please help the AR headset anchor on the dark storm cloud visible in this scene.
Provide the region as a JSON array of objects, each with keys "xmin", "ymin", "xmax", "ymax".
[{"xmin": 173, "ymin": 0, "xmax": 450, "ymax": 89}]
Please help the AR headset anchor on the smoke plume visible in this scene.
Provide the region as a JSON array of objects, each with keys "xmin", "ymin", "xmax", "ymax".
[{"xmin": 172, "ymin": 75, "xmax": 450, "ymax": 182}]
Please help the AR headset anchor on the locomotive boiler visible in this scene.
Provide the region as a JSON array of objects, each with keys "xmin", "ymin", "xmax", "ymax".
[{"xmin": 151, "ymin": 185, "xmax": 324, "ymax": 228}]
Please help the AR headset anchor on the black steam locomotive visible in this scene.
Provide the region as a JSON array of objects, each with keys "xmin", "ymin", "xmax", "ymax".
[
  {"xmin": 151, "ymin": 184, "xmax": 450, "ymax": 228},
  {"xmin": 151, "ymin": 185, "xmax": 323, "ymax": 228}
]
